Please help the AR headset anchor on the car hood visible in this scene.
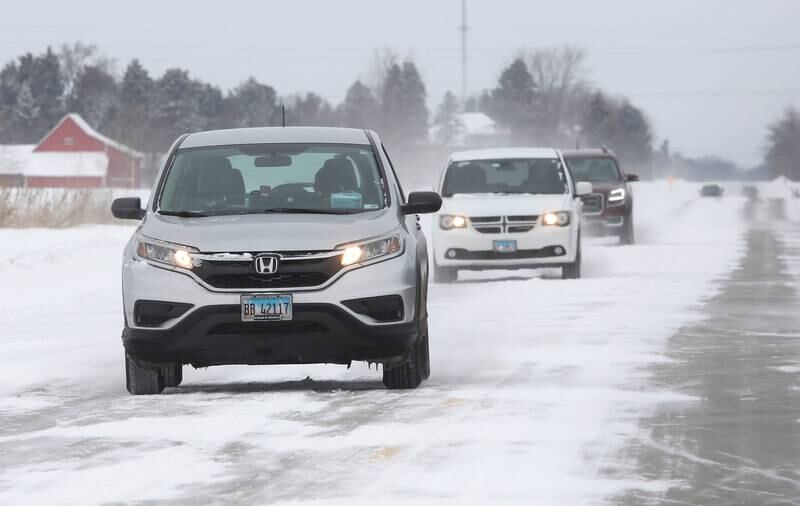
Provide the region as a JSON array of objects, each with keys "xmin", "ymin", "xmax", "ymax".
[
  {"xmin": 441, "ymin": 193, "xmax": 572, "ymax": 217},
  {"xmin": 581, "ymin": 181, "xmax": 625, "ymax": 195},
  {"xmin": 140, "ymin": 210, "xmax": 398, "ymax": 252}
]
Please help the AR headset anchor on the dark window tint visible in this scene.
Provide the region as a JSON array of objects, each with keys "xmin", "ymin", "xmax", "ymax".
[
  {"xmin": 158, "ymin": 143, "xmax": 385, "ymax": 215},
  {"xmin": 442, "ymin": 158, "xmax": 567, "ymax": 196}
]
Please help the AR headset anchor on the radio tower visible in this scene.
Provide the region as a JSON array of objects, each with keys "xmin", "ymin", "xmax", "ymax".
[{"xmin": 460, "ymin": 0, "xmax": 468, "ymax": 103}]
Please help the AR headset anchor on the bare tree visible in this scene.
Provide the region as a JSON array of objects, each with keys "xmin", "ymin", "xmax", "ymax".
[
  {"xmin": 58, "ymin": 42, "xmax": 115, "ymax": 99},
  {"xmin": 365, "ymin": 47, "xmax": 399, "ymax": 92},
  {"xmin": 521, "ymin": 45, "xmax": 589, "ymax": 144}
]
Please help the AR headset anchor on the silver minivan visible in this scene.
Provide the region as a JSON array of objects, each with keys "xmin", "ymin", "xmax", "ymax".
[{"xmin": 112, "ymin": 127, "xmax": 441, "ymax": 394}]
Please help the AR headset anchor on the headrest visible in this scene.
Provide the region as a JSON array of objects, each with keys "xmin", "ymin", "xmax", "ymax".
[
  {"xmin": 449, "ymin": 163, "xmax": 487, "ymax": 193},
  {"xmin": 196, "ymin": 157, "xmax": 235, "ymax": 195},
  {"xmin": 315, "ymin": 158, "xmax": 358, "ymax": 195}
]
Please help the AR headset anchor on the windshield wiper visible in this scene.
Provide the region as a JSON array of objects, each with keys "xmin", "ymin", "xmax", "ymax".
[
  {"xmin": 261, "ymin": 208, "xmax": 354, "ymax": 215},
  {"xmin": 158, "ymin": 210, "xmax": 209, "ymax": 218}
]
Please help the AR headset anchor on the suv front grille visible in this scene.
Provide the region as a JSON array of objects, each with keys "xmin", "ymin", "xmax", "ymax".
[
  {"xmin": 581, "ymin": 194, "xmax": 604, "ymax": 215},
  {"xmin": 194, "ymin": 252, "xmax": 342, "ymax": 290},
  {"xmin": 203, "ymin": 272, "xmax": 331, "ymax": 289}
]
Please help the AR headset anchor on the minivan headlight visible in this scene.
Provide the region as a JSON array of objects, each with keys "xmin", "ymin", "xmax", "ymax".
[
  {"xmin": 135, "ymin": 237, "xmax": 200, "ymax": 270},
  {"xmin": 339, "ymin": 234, "xmax": 404, "ymax": 267},
  {"xmin": 440, "ymin": 214, "xmax": 467, "ymax": 230},
  {"xmin": 541, "ymin": 211, "xmax": 571, "ymax": 227},
  {"xmin": 608, "ymin": 188, "xmax": 626, "ymax": 204}
]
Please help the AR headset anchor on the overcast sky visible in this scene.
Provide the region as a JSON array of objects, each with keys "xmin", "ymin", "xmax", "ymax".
[{"xmin": 2, "ymin": 0, "xmax": 799, "ymax": 167}]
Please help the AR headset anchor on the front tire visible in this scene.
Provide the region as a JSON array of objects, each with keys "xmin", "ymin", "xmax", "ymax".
[
  {"xmin": 162, "ymin": 363, "xmax": 183, "ymax": 388},
  {"xmin": 562, "ymin": 244, "xmax": 582, "ymax": 280},
  {"xmin": 382, "ymin": 334, "xmax": 427, "ymax": 389},
  {"xmin": 125, "ymin": 352, "xmax": 165, "ymax": 395},
  {"xmin": 619, "ymin": 215, "xmax": 635, "ymax": 245}
]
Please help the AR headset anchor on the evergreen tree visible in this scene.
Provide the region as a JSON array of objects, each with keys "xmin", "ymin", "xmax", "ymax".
[
  {"xmin": 222, "ymin": 77, "xmax": 279, "ymax": 128},
  {"xmin": 612, "ymin": 101, "xmax": 652, "ymax": 168},
  {"xmin": 287, "ymin": 92, "xmax": 335, "ymax": 126},
  {"xmin": 484, "ymin": 58, "xmax": 537, "ymax": 144},
  {"xmin": 69, "ymin": 65, "xmax": 118, "ymax": 131},
  {"xmin": 433, "ymin": 91, "xmax": 463, "ymax": 146},
  {"xmin": 13, "ymin": 82, "xmax": 40, "ymax": 137},
  {"xmin": 109, "ymin": 59, "xmax": 155, "ymax": 152},
  {"xmin": 379, "ymin": 60, "xmax": 428, "ymax": 146},
  {"xmin": 29, "ymin": 48, "xmax": 66, "ymax": 133},
  {"xmin": 197, "ymin": 83, "xmax": 224, "ymax": 130},
  {"xmin": 766, "ymin": 107, "xmax": 800, "ymax": 180},
  {"xmin": 337, "ymin": 80, "xmax": 378, "ymax": 129},
  {"xmin": 152, "ymin": 69, "xmax": 208, "ymax": 141},
  {"xmin": 379, "ymin": 62, "xmax": 404, "ymax": 138},
  {"xmin": 0, "ymin": 49, "xmax": 66, "ymax": 142},
  {"xmin": 582, "ymin": 91, "xmax": 615, "ymax": 147},
  {"xmin": 400, "ymin": 61, "xmax": 428, "ymax": 144}
]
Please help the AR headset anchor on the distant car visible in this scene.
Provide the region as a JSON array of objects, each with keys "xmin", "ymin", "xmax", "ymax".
[
  {"xmin": 111, "ymin": 127, "xmax": 442, "ymax": 394},
  {"xmin": 700, "ymin": 184, "xmax": 724, "ymax": 197},
  {"xmin": 742, "ymin": 185, "xmax": 759, "ymax": 199},
  {"xmin": 562, "ymin": 149, "xmax": 639, "ymax": 245},
  {"xmin": 432, "ymin": 148, "xmax": 591, "ymax": 282}
]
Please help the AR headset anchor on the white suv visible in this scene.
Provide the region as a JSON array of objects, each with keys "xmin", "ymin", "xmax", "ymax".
[
  {"xmin": 432, "ymin": 148, "xmax": 591, "ymax": 282},
  {"xmin": 111, "ymin": 127, "xmax": 441, "ymax": 394}
]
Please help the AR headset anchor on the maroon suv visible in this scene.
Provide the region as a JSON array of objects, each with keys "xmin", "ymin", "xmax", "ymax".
[{"xmin": 563, "ymin": 149, "xmax": 639, "ymax": 244}]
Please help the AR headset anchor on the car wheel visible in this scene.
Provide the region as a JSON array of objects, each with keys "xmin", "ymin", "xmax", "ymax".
[
  {"xmin": 562, "ymin": 244, "xmax": 582, "ymax": 280},
  {"xmin": 162, "ymin": 363, "xmax": 183, "ymax": 388},
  {"xmin": 619, "ymin": 216, "xmax": 635, "ymax": 245},
  {"xmin": 433, "ymin": 262, "xmax": 457, "ymax": 283},
  {"xmin": 382, "ymin": 334, "xmax": 427, "ymax": 389},
  {"xmin": 125, "ymin": 351, "xmax": 165, "ymax": 395},
  {"xmin": 418, "ymin": 318, "xmax": 431, "ymax": 380}
]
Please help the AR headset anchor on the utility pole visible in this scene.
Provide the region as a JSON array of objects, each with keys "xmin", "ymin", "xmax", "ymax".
[{"xmin": 460, "ymin": 0, "xmax": 468, "ymax": 104}]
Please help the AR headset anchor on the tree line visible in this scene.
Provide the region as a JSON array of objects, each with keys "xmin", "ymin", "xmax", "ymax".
[{"xmin": 0, "ymin": 42, "xmax": 726, "ymax": 181}]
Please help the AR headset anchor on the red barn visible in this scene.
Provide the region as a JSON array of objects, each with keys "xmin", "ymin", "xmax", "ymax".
[{"xmin": 0, "ymin": 114, "xmax": 144, "ymax": 188}]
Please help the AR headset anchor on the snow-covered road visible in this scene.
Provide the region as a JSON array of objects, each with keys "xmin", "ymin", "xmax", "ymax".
[{"xmin": 0, "ymin": 182, "xmax": 764, "ymax": 504}]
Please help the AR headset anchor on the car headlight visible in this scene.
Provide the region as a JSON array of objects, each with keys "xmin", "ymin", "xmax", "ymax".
[
  {"xmin": 339, "ymin": 233, "xmax": 404, "ymax": 267},
  {"xmin": 541, "ymin": 211, "xmax": 571, "ymax": 227},
  {"xmin": 135, "ymin": 237, "xmax": 200, "ymax": 270},
  {"xmin": 440, "ymin": 214, "xmax": 467, "ymax": 230},
  {"xmin": 608, "ymin": 188, "xmax": 626, "ymax": 204}
]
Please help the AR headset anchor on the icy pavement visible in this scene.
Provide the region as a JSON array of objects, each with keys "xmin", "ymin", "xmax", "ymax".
[
  {"xmin": 0, "ymin": 182, "xmax": 763, "ymax": 504},
  {"xmin": 615, "ymin": 193, "xmax": 800, "ymax": 504}
]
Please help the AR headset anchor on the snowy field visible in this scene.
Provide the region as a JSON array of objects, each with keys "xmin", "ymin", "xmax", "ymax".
[{"xmin": 0, "ymin": 181, "xmax": 754, "ymax": 504}]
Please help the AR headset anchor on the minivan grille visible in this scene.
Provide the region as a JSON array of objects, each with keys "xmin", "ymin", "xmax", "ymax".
[{"xmin": 469, "ymin": 215, "xmax": 539, "ymax": 234}]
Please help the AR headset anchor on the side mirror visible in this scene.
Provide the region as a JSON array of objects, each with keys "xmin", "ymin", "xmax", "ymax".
[
  {"xmin": 626, "ymin": 174, "xmax": 640, "ymax": 182},
  {"xmin": 112, "ymin": 197, "xmax": 146, "ymax": 220},
  {"xmin": 575, "ymin": 181, "xmax": 593, "ymax": 197},
  {"xmin": 402, "ymin": 191, "xmax": 442, "ymax": 215}
]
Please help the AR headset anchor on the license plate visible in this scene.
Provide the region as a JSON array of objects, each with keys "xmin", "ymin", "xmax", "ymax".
[
  {"xmin": 241, "ymin": 294, "xmax": 293, "ymax": 322},
  {"xmin": 493, "ymin": 240, "xmax": 517, "ymax": 253}
]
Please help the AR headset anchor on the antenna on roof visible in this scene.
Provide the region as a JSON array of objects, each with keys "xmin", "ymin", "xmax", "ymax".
[
  {"xmin": 575, "ymin": 137, "xmax": 580, "ymax": 150},
  {"xmin": 281, "ymin": 105, "xmax": 286, "ymax": 128}
]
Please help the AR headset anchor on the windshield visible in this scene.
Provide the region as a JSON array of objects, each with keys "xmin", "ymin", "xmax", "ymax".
[
  {"xmin": 157, "ymin": 143, "xmax": 386, "ymax": 215},
  {"xmin": 565, "ymin": 157, "xmax": 622, "ymax": 183},
  {"xmin": 441, "ymin": 158, "xmax": 568, "ymax": 197}
]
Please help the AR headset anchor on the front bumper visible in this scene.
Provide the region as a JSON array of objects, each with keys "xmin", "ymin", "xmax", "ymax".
[
  {"xmin": 123, "ymin": 304, "xmax": 419, "ymax": 367},
  {"xmin": 433, "ymin": 224, "xmax": 577, "ymax": 268},
  {"xmin": 582, "ymin": 203, "xmax": 629, "ymax": 235},
  {"xmin": 122, "ymin": 249, "xmax": 420, "ymax": 365}
]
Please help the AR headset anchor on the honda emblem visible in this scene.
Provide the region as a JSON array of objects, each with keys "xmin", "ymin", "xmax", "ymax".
[{"xmin": 254, "ymin": 255, "xmax": 279, "ymax": 274}]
